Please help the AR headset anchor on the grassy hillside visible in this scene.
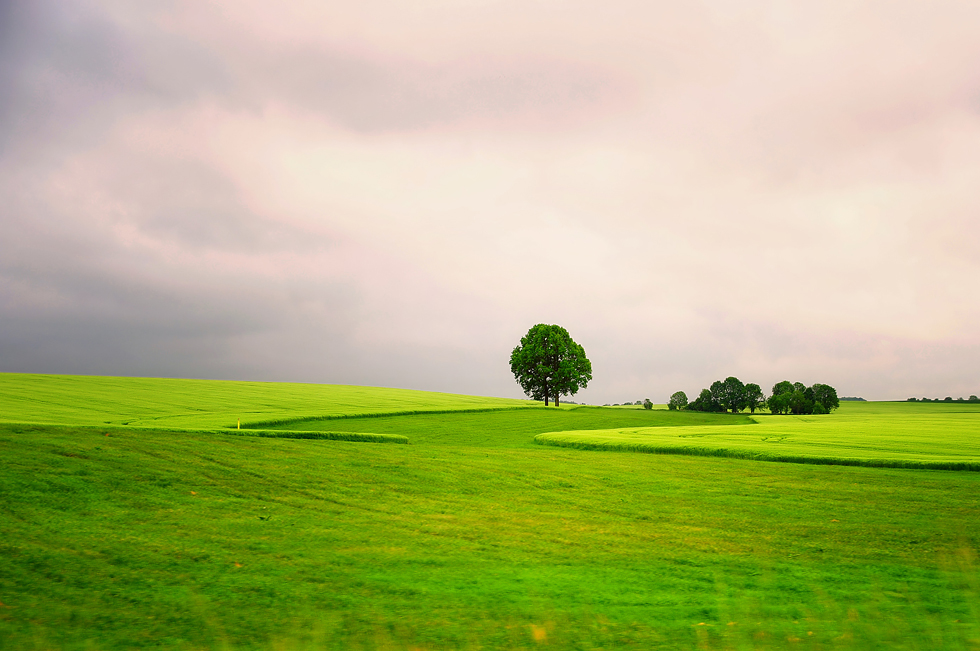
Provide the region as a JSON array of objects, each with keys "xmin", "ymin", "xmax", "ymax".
[
  {"xmin": 2, "ymin": 375, "xmax": 979, "ymax": 649},
  {"xmin": 2, "ymin": 421, "xmax": 978, "ymax": 650},
  {"xmin": 0, "ymin": 373, "xmax": 532, "ymax": 429},
  {"xmin": 265, "ymin": 406, "xmax": 755, "ymax": 447},
  {"xmin": 534, "ymin": 401, "xmax": 980, "ymax": 470}
]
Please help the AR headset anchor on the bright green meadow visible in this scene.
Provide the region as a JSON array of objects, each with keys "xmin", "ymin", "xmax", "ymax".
[
  {"xmin": 1, "ymin": 373, "xmax": 979, "ymax": 650},
  {"xmin": 536, "ymin": 401, "xmax": 980, "ymax": 470},
  {"xmin": 0, "ymin": 374, "xmax": 529, "ymax": 429}
]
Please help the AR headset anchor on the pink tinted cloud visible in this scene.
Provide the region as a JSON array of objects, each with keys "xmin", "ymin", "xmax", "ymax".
[{"xmin": 2, "ymin": 0, "xmax": 980, "ymax": 400}]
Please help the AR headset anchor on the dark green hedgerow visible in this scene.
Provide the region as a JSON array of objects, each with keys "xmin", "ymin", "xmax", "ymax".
[{"xmin": 533, "ymin": 435, "xmax": 980, "ymax": 471}]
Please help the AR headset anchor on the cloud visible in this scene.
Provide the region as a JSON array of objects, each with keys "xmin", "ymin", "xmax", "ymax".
[{"xmin": 2, "ymin": 0, "xmax": 980, "ymax": 401}]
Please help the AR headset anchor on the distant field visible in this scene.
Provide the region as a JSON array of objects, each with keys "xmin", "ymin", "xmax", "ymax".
[
  {"xmin": 535, "ymin": 401, "xmax": 980, "ymax": 470},
  {"xmin": 0, "ymin": 373, "xmax": 532, "ymax": 429},
  {"xmin": 266, "ymin": 406, "xmax": 754, "ymax": 447},
  {"xmin": 2, "ymin": 375, "xmax": 980, "ymax": 649}
]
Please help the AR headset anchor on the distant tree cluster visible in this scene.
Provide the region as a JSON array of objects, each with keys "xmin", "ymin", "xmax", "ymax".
[
  {"xmin": 670, "ymin": 378, "xmax": 839, "ymax": 415},
  {"xmin": 767, "ymin": 381, "xmax": 839, "ymax": 415},
  {"xmin": 603, "ymin": 399, "xmax": 653, "ymax": 409},
  {"xmin": 907, "ymin": 396, "xmax": 979, "ymax": 403},
  {"xmin": 677, "ymin": 377, "xmax": 766, "ymax": 413}
]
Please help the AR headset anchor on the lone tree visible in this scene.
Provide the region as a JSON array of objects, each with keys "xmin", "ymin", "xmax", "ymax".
[{"xmin": 510, "ymin": 324, "xmax": 592, "ymax": 406}]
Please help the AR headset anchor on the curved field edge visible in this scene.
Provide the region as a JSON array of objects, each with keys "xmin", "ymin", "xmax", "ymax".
[
  {"xmin": 0, "ymin": 422, "xmax": 408, "ymax": 444},
  {"xmin": 534, "ymin": 435, "xmax": 980, "ymax": 470},
  {"xmin": 240, "ymin": 405, "xmax": 545, "ymax": 429},
  {"xmin": 222, "ymin": 429, "xmax": 408, "ymax": 444},
  {"xmin": 533, "ymin": 430, "xmax": 980, "ymax": 471}
]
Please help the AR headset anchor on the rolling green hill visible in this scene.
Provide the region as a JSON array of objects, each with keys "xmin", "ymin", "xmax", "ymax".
[
  {"xmin": 535, "ymin": 401, "xmax": 980, "ymax": 470},
  {"xmin": 263, "ymin": 405, "xmax": 754, "ymax": 447},
  {"xmin": 1, "ymin": 374, "xmax": 979, "ymax": 649},
  {"xmin": 0, "ymin": 373, "xmax": 533, "ymax": 429}
]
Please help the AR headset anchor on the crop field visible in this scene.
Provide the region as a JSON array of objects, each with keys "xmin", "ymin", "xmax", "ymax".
[
  {"xmin": 535, "ymin": 401, "xmax": 980, "ymax": 470},
  {"xmin": 0, "ymin": 374, "xmax": 531, "ymax": 429},
  {"xmin": 264, "ymin": 406, "xmax": 754, "ymax": 447},
  {"xmin": 1, "ymin": 373, "xmax": 979, "ymax": 650}
]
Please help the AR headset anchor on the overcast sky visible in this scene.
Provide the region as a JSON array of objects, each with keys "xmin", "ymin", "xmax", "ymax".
[{"xmin": 2, "ymin": 0, "xmax": 979, "ymax": 402}]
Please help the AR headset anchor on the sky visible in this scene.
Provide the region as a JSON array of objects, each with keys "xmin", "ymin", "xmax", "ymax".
[{"xmin": 2, "ymin": 0, "xmax": 979, "ymax": 403}]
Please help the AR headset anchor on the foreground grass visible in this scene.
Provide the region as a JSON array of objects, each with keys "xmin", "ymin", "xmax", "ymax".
[
  {"xmin": 0, "ymin": 373, "xmax": 531, "ymax": 429},
  {"xmin": 2, "ymin": 421, "xmax": 979, "ymax": 649},
  {"xmin": 535, "ymin": 401, "xmax": 980, "ymax": 470}
]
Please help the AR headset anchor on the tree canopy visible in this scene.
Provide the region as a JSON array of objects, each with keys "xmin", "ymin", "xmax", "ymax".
[
  {"xmin": 509, "ymin": 324, "xmax": 592, "ymax": 407},
  {"xmin": 744, "ymin": 383, "xmax": 765, "ymax": 413},
  {"xmin": 667, "ymin": 391, "xmax": 688, "ymax": 411},
  {"xmin": 715, "ymin": 376, "xmax": 746, "ymax": 413},
  {"xmin": 687, "ymin": 388, "xmax": 723, "ymax": 412},
  {"xmin": 680, "ymin": 377, "xmax": 839, "ymax": 415},
  {"xmin": 768, "ymin": 380, "xmax": 839, "ymax": 415}
]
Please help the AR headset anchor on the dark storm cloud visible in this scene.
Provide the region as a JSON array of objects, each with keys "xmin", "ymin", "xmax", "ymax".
[
  {"xmin": 0, "ymin": 139, "xmax": 361, "ymax": 373},
  {"xmin": 0, "ymin": 1, "xmax": 326, "ymax": 377},
  {"xmin": 0, "ymin": 0, "xmax": 625, "ymax": 388},
  {"xmin": 0, "ymin": 1, "xmax": 134, "ymax": 150}
]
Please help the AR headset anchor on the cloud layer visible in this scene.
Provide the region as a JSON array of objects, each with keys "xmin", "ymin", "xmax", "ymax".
[{"xmin": 2, "ymin": 0, "xmax": 980, "ymax": 401}]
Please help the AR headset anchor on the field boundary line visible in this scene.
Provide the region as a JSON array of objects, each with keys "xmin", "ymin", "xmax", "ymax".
[
  {"xmin": 0, "ymin": 422, "xmax": 408, "ymax": 444},
  {"xmin": 533, "ymin": 434, "xmax": 980, "ymax": 471},
  {"xmin": 240, "ymin": 405, "xmax": 547, "ymax": 429}
]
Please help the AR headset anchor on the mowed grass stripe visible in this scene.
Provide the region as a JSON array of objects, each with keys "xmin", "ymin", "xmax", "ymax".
[
  {"xmin": 0, "ymin": 373, "xmax": 531, "ymax": 429},
  {"xmin": 535, "ymin": 402, "xmax": 980, "ymax": 469}
]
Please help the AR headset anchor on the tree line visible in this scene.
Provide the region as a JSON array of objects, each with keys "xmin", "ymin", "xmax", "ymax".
[
  {"xmin": 669, "ymin": 378, "xmax": 840, "ymax": 415},
  {"xmin": 506, "ymin": 324, "xmax": 843, "ymax": 417}
]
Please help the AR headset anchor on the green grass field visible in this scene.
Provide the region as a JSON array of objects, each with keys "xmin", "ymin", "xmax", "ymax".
[
  {"xmin": 0, "ymin": 373, "xmax": 531, "ymax": 429},
  {"xmin": 535, "ymin": 401, "xmax": 980, "ymax": 470},
  {"xmin": 1, "ymin": 373, "xmax": 979, "ymax": 649}
]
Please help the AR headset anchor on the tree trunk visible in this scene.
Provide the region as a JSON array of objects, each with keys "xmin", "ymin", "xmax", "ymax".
[{"xmin": 555, "ymin": 395, "xmax": 560, "ymax": 407}]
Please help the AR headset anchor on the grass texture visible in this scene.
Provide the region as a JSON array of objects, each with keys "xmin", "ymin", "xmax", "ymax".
[
  {"xmin": 266, "ymin": 405, "xmax": 755, "ymax": 447},
  {"xmin": 1, "ymin": 374, "xmax": 980, "ymax": 649},
  {"xmin": 11, "ymin": 424, "xmax": 411, "ymax": 445},
  {"xmin": 534, "ymin": 402, "xmax": 980, "ymax": 470},
  {"xmin": 0, "ymin": 373, "xmax": 531, "ymax": 429}
]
